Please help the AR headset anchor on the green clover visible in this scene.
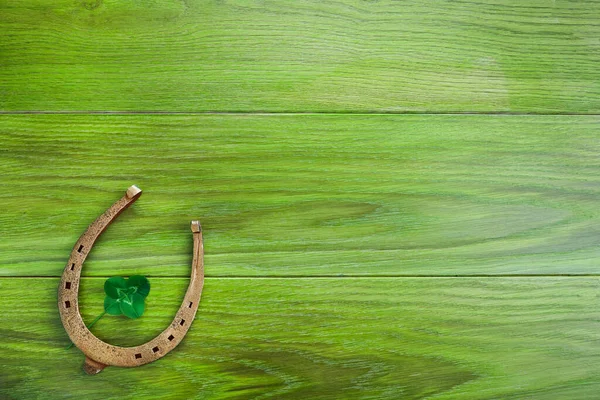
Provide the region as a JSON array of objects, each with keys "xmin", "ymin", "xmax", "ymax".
[
  {"xmin": 103, "ymin": 275, "xmax": 150, "ymax": 319},
  {"xmin": 66, "ymin": 275, "xmax": 150, "ymax": 349}
]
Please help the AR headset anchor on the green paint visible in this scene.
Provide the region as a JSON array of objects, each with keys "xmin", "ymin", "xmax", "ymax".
[
  {"xmin": 1, "ymin": 1, "xmax": 598, "ymax": 397},
  {"xmin": 1, "ymin": 0, "xmax": 599, "ymax": 112},
  {"xmin": 0, "ymin": 115, "xmax": 598, "ymax": 277},
  {"xmin": 1, "ymin": 278, "xmax": 599, "ymax": 399}
]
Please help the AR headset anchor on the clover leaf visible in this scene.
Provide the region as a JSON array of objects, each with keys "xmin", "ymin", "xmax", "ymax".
[
  {"xmin": 66, "ymin": 275, "xmax": 151, "ymax": 350},
  {"xmin": 103, "ymin": 275, "xmax": 150, "ymax": 319}
]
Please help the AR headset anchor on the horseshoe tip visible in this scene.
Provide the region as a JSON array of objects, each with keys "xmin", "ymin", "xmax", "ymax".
[
  {"xmin": 83, "ymin": 357, "xmax": 107, "ymax": 375},
  {"xmin": 126, "ymin": 185, "xmax": 142, "ymax": 200},
  {"xmin": 191, "ymin": 220, "xmax": 202, "ymax": 233}
]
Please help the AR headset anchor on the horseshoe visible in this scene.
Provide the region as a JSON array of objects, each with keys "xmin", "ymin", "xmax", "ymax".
[{"xmin": 58, "ymin": 185, "xmax": 204, "ymax": 375}]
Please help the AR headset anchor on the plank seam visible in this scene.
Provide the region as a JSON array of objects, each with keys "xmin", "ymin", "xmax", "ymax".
[
  {"xmin": 1, "ymin": 111, "xmax": 600, "ymax": 116},
  {"xmin": 2, "ymin": 274, "xmax": 600, "ymax": 279}
]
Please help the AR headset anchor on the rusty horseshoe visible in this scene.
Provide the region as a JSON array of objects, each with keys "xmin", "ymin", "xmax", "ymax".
[{"xmin": 58, "ymin": 185, "xmax": 204, "ymax": 374}]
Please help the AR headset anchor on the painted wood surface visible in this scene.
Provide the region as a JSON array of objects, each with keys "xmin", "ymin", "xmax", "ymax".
[
  {"xmin": 1, "ymin": 277, "xmax": 599, "ymax": 399},
  {"xmin": 1, "ymin": 0, "xmax": 600, "ymax": 112},
  {"xmin": 2, "ymin": 0, "xmax": 599, "ymax": 398},
  {"xmin": 1, "ymin": 115, "xmax": 599, "ymax": 277}
]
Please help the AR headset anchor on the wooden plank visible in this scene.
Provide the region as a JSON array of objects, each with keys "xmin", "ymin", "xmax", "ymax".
[
  {"xmin": 1, "ymin": 277, "xmax": 599, "ymax": 399},
  {"xmin": 1, "ymin": 114, "xmax": 599, "ymax": 277},
  {"xmin": 1, "ymin": 0, "xmax": 599, "ymax": 112}
]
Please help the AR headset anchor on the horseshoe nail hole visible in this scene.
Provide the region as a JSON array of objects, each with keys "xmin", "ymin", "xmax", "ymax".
[
  {"xmin": 70, "ymin": 263, "xmax": 75, "ymax": 271},
  {"xmin": 152, "ymin": 346, "xmax": 159, "ymax": 353},
  {"xmin": 188, "ymin": 301, "xmax": 193, "ymax": 308},
  {"xmin": 65, "ymin": 282, "xmax": 71, "ymax": 289},
  {"xmin": 135, "ymin": 353, "xmax": 142, "ymax": 359},
  {"xmin": 179, "ymin": 319, "xmax": 185, "ymax": 326},
  {"xmin": 168, "ymin": 334, "xmax": 175, "ymax": 341},
  {"xmin": 77, "ymin": 245, "xmax": 84, "ymax": 253},
  {"xmin": 64, "ymin": 300, "xmax": 71, "ymax": 308}
]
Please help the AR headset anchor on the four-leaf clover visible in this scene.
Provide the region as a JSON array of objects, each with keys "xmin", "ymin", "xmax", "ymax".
[{"xmin": 104, "ymin": 275, "xmax": 150, "ymax": 319}]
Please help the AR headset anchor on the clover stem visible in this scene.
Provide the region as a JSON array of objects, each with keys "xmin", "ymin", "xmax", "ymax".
[
  {"xmin": 87, "ymin": 310, "xmax": 107, "ymax": 330},
  {"xmin": 66, "ymin": 311, "xmax": 107, "ymax": 350}
]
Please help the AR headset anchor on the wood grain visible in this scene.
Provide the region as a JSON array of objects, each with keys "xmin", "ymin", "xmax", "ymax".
[
  {"xmin": 1, "ymin": 277, "xmax": 599, "ymax": 399},
  {"xmin": 1, "ymin": 114, "xmax": 599, "ymax": 277},
  {"xmin": 1, "ymin": 0, "xmax": 600, "ymax": 112}
]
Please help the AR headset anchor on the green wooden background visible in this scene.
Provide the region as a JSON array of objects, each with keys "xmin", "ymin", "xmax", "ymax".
[{"xmin": 1, "ymin": 1, "xmax": 599, "ymax": 399}]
